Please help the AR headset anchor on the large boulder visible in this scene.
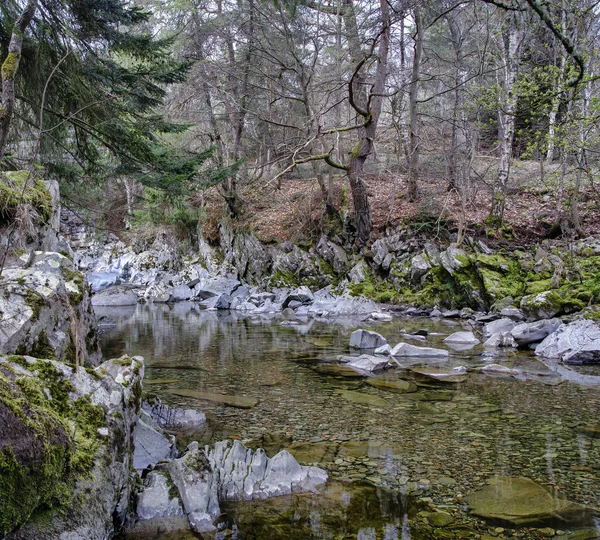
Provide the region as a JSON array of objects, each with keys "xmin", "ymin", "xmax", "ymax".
[
  {"xmin": 483, "ymin": 318, "xmax": 517, "ymax": 337},
  {"xmin": 466, "ymin": 476, "xmax": 594, "ymax": 527},
  {"xmin": 349, "ymin": 329, "xmax": 387, "ymax": 350},
  {"xmin": 443, "ymin": 331, "xmax": 479, "ymax": 345},
  {"xmin": 0, "ymin": 251, "xmax": 101, "ymax": 366},
  {"xmin": 3, "ymin": 355, "xmax": 144, "ymax": 539},
  {"xmin": 535, "ymin": 320, "xmax": 600, "ymax": 364},
  {"xmin": 511, "ymin": 319, "xmax": 562, "ymax": 346}
]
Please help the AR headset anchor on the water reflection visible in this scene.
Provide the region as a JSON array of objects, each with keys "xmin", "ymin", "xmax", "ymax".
[{"xmin": 102, "ymin": 304, "xmax": 600, "ymax": 538}]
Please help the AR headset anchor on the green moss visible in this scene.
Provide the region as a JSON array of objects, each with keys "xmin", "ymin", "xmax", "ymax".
[
  {"xmin": 1, "ymin": 52, "xmax": 19, "ymax": 80},
  {"xmin": 24, "ymin": 290, "xmax": 45, "ymax": 321},
  {"xmin": 0, "ymin": 171, "xmax": 53, "ymax": 225},
  {"xmin": 17, "ymin": 331, "xmax": 56, "ymax": 360},
  {"xmin": 6, "ymin": 355, "xmax": 28, "ymax": 368},
  {"xmin": 525, "ymin": 278, "xmax": 554, "ymax": 295}
]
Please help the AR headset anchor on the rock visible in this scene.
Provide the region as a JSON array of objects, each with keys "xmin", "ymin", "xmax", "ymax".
[
  {"xmin": 429, "ymin": 511, "xmax": 454, "ymax": 527},
  {"xmin": 134, "ymin": 471, "xmax": 187, "ymax": 528},
  {"xmin": 340, "ymin": 390, "xmax": 389, "ymax": 407},
  {"xmin": 410, "ymin": 254, "xmax": 431, "ymax": 283},
  {"xmin": 439, "ymin": 244, "xmax": 467, "ymax": 274},
  {"xmin": 87, "ymin": 271, "xmax": 120, "ymax": 292},
  {"xmin": 92, "ymin": 286, "xmax": 138, "ymax": 307},
  {"xmin": 520, "ymin": 291, "xmax": 578, "ymax": 320},
  {"xmin": 349, "ymin": 262, "xmax": 369, "ymax": 284},
  {"xmin": 499, "ymin": 307, "xmax": 525, "ymax": 320},
  {"xmin": 133, "ymin": 416, "xmax": 175, "ymax": 471},
  {"xmin": 349, "ymin": 329, "xmax": 387, "ymax": 350},
  {"xmin": 480, "ymin": 364, "xmax": 519, "ymax": 376},
  {"xmin": 337, "ymin": 354, "xmax": 390, "ymax": 375},
  {"xmin": 170, "ymin": 389, "xmax": 259, "ymax": 408},
  {"xmin": 368, "ymin": 312, "xmax": 393, "ymax": 321},
  {"xmin": 535, "ymin": 320, "xmax": 600, "ymax": 364},
  {"xmin": 365, "ymin": 377, "xmax": 418, "ymax": 393},
  {"xmin": 168, "ymin": 284, "xmax": 193, "ymax": 302},
  {"xmin": 390, "ymin": 343, "xmax": 449, "ymax": 359},
  {"xmin": 0, "ymin": 252, "xmax": 101, "ymax": 365},
  {"xmin": 316, "ymin": 236, "xmax": 348, "ymax": 275},
  {"xmin": 312, "ymin": 364, "xmax": 366, "ymax": 378},
  {"xmin": 194, "ymin": 277, "xmax": 241, "ymax": 299},
  {"xmin": 511, "ymin": 319, "xmax": 562, "ymax": 346},
  {"xmin": 408, "ymin": 367, "xmax": 467, "ymax": 384},
  {"xmin": 166, "ymin": 444, "xmax": 220, "ymax": 533},
  {"xmin": 443, "ymin": 331, "xmax": 480, "ymax": 345},
  {"xmin": 142, "ymin": 399, "xmax": 206, "ymax": 430},
  {"xmin": 484, "ymin": 318, "xmax": 517, "ymax": 337},
  {"xmin": 484, "ymin": 332, "xmax": 517, "ymax": 348},
  {"xmin": 2, "ymin": 355, "xmax": 143, "ymax": 539},
  {"xmin": 282, "ymin": 286, "xmax": 314, "ymax": 309},
  {"xmin": 215, "ymin": 294, "xmax": 232, "ymax": 310},
  {"xmin": 374, "ymin": 344, "xmax": 392, "ymax": 355},
  {"xmin": 207, "ymin": 439, "xmax": 327, "ymax": 500},
  {"xmin": 466, "ymin": 476, "xmax": 594, "ymax": 527}
]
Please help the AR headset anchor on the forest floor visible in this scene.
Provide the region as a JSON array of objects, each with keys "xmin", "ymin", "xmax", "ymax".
[{"xmin": 201, "ymin": 158, "xmax": 600, "ymax": 248}]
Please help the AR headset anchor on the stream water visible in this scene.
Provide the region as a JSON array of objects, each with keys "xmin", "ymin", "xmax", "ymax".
[{"xmin": 100, "ymin": 303, "xmax": 600, "ymax": 540}]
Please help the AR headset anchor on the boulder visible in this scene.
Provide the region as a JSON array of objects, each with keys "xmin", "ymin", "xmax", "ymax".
[
  {"xmin": 511, "ymin": 319, "xmax": 562, "ymax": 346},
  {"xmin": 349, "ymin": 329, "xmax": 387, "ymax": 350},
  {"xmin": 374, "ymin": 344, "xmax": 393, "ymax": 355},
  {"xmin": 87, "ymin": 271, "xmax": 120, "ymax": 292},
  {"xmin": 166, "ymin": 443, "xmax": 220, "ymax": 533},
  {"xmin": 520, "ymin": 291, "xmax": 567, "ymax": 320},
  {"xmin": 0, "ymin": 252, "xmax": 101, "ymax": 366},
  {"xmin": 142, "ymin": 399, "xmax": 206, "ymax": 430},
  {"xmin": 134, "ymin": 471, "xmax": 186, "ymax": 528},
  {"xmin": 168, "ymin": 284, "xmax": 193, "ymax": 302},
  {"xmin": 337, "ymin": 354, "xmax": 390, "ymax": 375},
  {"xmin": 133, "ymin": 416, "xmax": 175, "ymax": 471},
  {"xmin": 535, "ymin": 320, "xmax": 600, "ymax": 364},
  {"xmin": 215, "ymin": 294, "xmax": 232, "ymax": 310},
  {"xmin": 348, "ymin": 261, "xmax": 369, "ymax": 284},
  {"xmin": 92, "ymin": 286, "xmax": 138, "ymax": 307},
  {"xmin": 282, "ymin": 286, "xmax": 314, "ymax": 309},
  {"xmin": 410, "ymin": 254, "xmax": 431, "ymax": 283},
  {"xmin": 390, "ymin": 343, "xmax": 449, "ymax": 359},
  {"xmin": 484, "ymin": 332, "xmax": 517, "ymax": 348},
  {"xmin": 443, "ymin": 331, "xmax": 479, "ymax": 345},
  {"xmin": 484, "ymin": 318, "xmax": 517, "ymax": 337},
  {"xmin": 316, "ymin": 236, "xmax": 349, "ymax": 275},
  {"xmin": 466, "ymin": 476, "xmax": 594, "ymax": 527},
  {"xmin": 438, "ymin": 244, "xmax": 467, "ymax": 274}
]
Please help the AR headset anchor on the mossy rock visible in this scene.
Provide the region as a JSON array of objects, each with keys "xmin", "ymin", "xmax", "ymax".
[
  {"xmin": 0, "ymin": 374, "xmax": 73, "ymax": 537},
  {"xmin": 0, "ymin": 171, "xmax": 53, "ymax": 225}
]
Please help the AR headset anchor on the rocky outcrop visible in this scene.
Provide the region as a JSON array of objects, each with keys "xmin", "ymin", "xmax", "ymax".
[
  {"xmin": 131, "ymin": 439, "xmax": 328, "ymax": 535},
  {"xmin": 2, "ymin": 354, "xmax": 143, "ymax": 539},
  {"xmin": 0, "ymin": 251, "xmax": 101, "ymax": 366}
]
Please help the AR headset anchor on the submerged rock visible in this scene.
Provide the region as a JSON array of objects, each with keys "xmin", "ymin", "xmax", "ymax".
[
  {"xmin": 443, "ymin": 331, "xmax": 479, "ymax": 345},
  {"xmin": 466, "ymin": 476, "xmax": 595, "ymax": 527},
  {"xmin": 92, "ymin": 285, "xmax": 138, "ymax": 306},
  {"xmin": 142, "ymin": 398, "xmax": 206, "ymax": 430},
  {"xmin": 337, "ymin": 354, "xmax": 390, "ymax": 375},
  {"xmin": 349, "ymin": 329, "xmax": 387, "ymax": 350},
  {"xmin": 170, "ymin": 389, "xmax": 259, "ymax": 409},
  {"xmin": 365, "ymin": 377, "xmax": 418, "ymax": 393},
  {"xmin": 390, "ymin": 342, "xmax": 449, "ymax": 359}
]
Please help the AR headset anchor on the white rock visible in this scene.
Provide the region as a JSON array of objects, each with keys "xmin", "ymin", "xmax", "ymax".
[
  {"xmin": 535, "ymin": 319, "xmax": 600, "ymax": 364},
  {"xmin": 390, "ymin": 342, "xmax": 449, "ymax": 358},
  {"xmin": 483, "ymin": 318, "xmax": 516, "ymax": 337},
  {"xmin": 443, "ymin": 331, "xmax": 480, "ymax": 345},
  {"xmin": 337, "ymin": 354, "xmax": 390, "ymax": 375},
  {"xmin": 349, "ymin": 329, "xmax": 387, "ymax": 349}
]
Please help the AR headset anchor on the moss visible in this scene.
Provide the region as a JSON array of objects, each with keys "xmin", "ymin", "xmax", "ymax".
[
  {"xmin": 1, "ymin": 52, "xmax": 19, "ymax": 80},
  {"xmin": 6, "ymin": 355, "xmax": 28, "ymax": 368},
  {"xmin": 24, "ymin": 290, "xmax": 45, "ymax": 321},
  {"xmin": 18, "ymin": 331, "xmax": 57, "ymax": 360},
  {"xmin": 348, "ymin": 271, "xmax": 397, "ymax": 304},
  {"xmin": 0, "ymin": 171, "xmax": 53, "ymax": 225},
  {"xmin": 60, "ymin": 267, "xmax": 85, "ymax": 307},
  {"xmin": 525, "ymin": 278, "xmax": 554, "ymax": 295}
]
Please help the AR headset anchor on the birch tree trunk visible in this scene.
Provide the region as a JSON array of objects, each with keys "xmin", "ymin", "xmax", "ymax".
[
  {"xmin": 0, "ymin": 0, "xmax": 38, "ymax": 159},
  {"xmin": 487, "ymin": 12, "xmax": 523, "ymax": 228}
]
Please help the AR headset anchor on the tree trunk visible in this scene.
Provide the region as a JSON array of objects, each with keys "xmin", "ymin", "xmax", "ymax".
[
  {"xmin": 0, "ymin": 0, "xmax": 38, "ymax": 159},
  {"xmin": 406, "ymin": 7, "xmax": 423, "ymax": 202},
  {"xmin": 487, "ymin": 13, "xmax": 523, "ymax": 228}
]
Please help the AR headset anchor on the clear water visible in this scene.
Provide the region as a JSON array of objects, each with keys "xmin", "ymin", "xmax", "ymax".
[{"xmin": 101, "ymin": 303, "xmax": 600, "ymax": 539}]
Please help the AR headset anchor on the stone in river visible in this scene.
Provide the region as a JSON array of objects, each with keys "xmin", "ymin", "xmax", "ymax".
[
  {"xmin": 339, "ymin": 390, "xmax": 389, "ymax": 407},
  {"xmin": 143, "ymin": 378, "xmax": 180, "ymax": 385},
  {"xmin": 466, "ymin": 476, "xmax": 595, "ymax": 527},
  {"xmin": 337, "ymin": 354, "xmax": 389, "ymax": 375},
  {"xmin": 390, "ymin": 342, "xmax": 449, "ymax": 358},
  {"xmin": 443, "ymin": 331, "xmax": 480, "ymax": 345},
  {"xmin": 409, "ymin": 366, "xmax": 467, "ymax": 384},
  {"xmin": 349, "ymin": 329, "xmax": 387, "ymax": 349},
  {"xmin": 170, "ymin": 389, "xmax": 259, "ymax": 409},
  {"xmin": 366, "ymin": 377, "xmax": 418, "ymax": 393}
]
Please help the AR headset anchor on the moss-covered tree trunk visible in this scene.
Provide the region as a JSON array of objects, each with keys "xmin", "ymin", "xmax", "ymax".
[{"xmin": 0, "ymin": 0, "xmax": 37, "ymax": 160}]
